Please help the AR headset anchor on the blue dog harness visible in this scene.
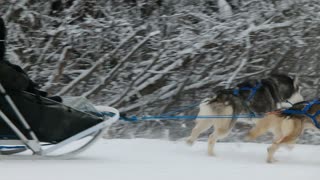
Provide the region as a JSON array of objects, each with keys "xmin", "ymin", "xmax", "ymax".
[
  {"xmin": 233, "ymin": 81, "xmax": 263, "ymax": 101},
  {"xmin": 282, "ymin": 99, "xmax": 320, "ymax": 129},
  {"xmin": 232, "ymin": 81, "xmax": 263, "ymax": 118}
]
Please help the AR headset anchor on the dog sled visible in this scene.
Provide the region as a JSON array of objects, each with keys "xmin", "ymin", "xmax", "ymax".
[{"xmin": 0, "ymin": 83, "xmax": 119, "ymax": 159}]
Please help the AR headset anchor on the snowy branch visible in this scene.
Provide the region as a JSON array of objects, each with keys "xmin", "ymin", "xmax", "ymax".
[
  {"xmin": 56, "ymin": 28, "xmax": 145, "ymax": 96},
  {"xmin": 225, "ymin": 36, "xmax": 252, "ymax": 88},
  {"xmin": 218, "ymin": 0, "xmax": 233, "ymax": 18},
  {"xmin": 238, "ymin": 21, "xmax": 293, "ymax": 40},
  {"xmin": 108, "ymin": 51, "xmax": 162, "ymax": 107},
  {"xmin": 82, "ymin": 31, "xmax": 160, "ymax": 98},
  {"xmin": 42, "ymin": 46, "xmax": 72, "ymax": 92}
]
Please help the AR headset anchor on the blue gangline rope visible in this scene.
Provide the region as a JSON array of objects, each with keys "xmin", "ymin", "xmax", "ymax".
[{"xmin": 99, "ymin": 112, "xmax": 263, "ymax": 122}]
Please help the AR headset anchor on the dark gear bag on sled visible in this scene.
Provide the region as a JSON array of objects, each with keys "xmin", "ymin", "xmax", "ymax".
[
  {"xmin": 0, "ymin": 61, "xmax": 30, "ymax": 91},
  {"xmin": 0, "ymin": 91, "xmax": 103, "ymax": 143}
]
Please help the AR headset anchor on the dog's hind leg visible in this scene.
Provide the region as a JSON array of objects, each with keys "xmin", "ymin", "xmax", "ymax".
[
  {"xmin": 266, "ymin": 118, "xmax": 303, "ymax": 163},
  {"xmin": 207, "ymin": 127, "xmax": 230, "ymax": 156},
  {"xmin": 266, "ymin": 142, "xmax": 281, "ymax": 163},
  {"xmin": 267, "ymin": 137, "xmax": 297, "ymax": 163},
  {"xmin": 186, "ymin": 120, "xmax": 212, "ymax": 145},
  {"xmin": 246, "ymin": 114, "xmax": 276, "ymax": 141}
]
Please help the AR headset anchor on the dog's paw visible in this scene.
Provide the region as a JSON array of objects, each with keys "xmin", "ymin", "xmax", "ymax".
[
  {"xmin": 208, "ymin": 151, "xmax": 216, "ymax": 157},
  {"xmin": 244, "ymin": 133, "xmax": 255, "ymax": 141},
  {"xmin": 284, "ymin": 144, "xmax": 295, "ymax": 151},
  {"xmin": 244, "ymin": 135, "xmax": 251, "ymax": 141},
  {"xmin": 186, "ymin": 139, "xmax": 194, "ymax": 146},
  {"xmin": 266, "ymin": 158, "xmax": 278, "ymax": 163}
]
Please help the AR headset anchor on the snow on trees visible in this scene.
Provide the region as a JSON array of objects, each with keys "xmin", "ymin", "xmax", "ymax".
[{"xmin": 1, "ymin": 0, "xmax": 320, "ymax": 141}]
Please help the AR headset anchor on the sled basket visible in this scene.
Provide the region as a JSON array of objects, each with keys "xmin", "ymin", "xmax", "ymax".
[{"xmin": 0, "ymin": 83, "xmax": 119, "ymax": 159}]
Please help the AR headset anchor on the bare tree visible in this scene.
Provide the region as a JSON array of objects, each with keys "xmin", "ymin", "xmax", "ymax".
[{"xmin": 1, "ymin": 0, "xmax": 320, "ymax": 142}]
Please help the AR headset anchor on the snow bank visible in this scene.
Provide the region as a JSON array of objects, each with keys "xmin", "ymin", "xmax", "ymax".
[{"xmin": 0, "ymin": 139, "xmax": 319, "ymax": 180}]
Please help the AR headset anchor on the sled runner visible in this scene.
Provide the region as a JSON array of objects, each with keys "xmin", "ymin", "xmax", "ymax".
[{"xmin": 0, "ymin": 83, "xmax": 119, "ymax": 159}]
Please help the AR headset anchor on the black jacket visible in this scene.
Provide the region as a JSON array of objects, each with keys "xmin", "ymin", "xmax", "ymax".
[
  {"xmin": 0, "ymin": 17, "xmax": 48, "ymax": 97},
  {"xmin": 0, "ymin": 17, "xmax": 31, "ymax": 91},
  {"xmin": 0, "ymin": 17, "xmax": 5, "ymax": 62}
]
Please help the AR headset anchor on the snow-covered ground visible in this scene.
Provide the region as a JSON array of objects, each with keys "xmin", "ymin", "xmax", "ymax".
[{"xmin": 1, "ymin": 139, "xmax": 319, "ymax": 180}]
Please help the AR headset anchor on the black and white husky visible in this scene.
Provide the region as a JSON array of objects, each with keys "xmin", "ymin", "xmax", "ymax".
[{"xmin": 186, "ymin": 74, "xmax": 303, "ymax": 156}]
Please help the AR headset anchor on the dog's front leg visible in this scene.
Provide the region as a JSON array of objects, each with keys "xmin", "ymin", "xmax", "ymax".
[
  {"xmin": 186, "ymin": 120, "xmax": 212, "ymax": 145},
  {"xmin": 207, "ymin": 128, "xmax": 230, "ymax": 156}
]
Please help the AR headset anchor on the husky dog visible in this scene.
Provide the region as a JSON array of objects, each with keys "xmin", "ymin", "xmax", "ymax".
[
  {"xmin": 186, "ymin": 74, "xmax": 303, "ymax": 156},
  {"xmin": 247, "ymin": 100, "xmax": 319, "ymax": 163}
]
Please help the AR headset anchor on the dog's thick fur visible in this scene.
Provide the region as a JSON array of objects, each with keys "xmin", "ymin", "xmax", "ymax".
[
  {"xmin": 186, "ymin": 74, "xmax": 303, "ymax": 156},
  {"xmin": 247, "ymin": 101, "xmax": 319, "ymax": 163}
]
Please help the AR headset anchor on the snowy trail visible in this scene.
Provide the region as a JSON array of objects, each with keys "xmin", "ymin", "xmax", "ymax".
[{"xmin": 1, "ymin": 139, "xmax": 319, "ymax": 180}]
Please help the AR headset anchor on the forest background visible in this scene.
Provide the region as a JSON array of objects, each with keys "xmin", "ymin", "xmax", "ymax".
[{"xmin": 1, "ymin": 0, "xmax": 320, "ymax": 144}]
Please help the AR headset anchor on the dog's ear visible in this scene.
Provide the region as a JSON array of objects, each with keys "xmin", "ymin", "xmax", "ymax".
[
  {"xmin": 201, "ymin": 98, "xmax": 208, "ymax": 103},
  {"xmin": 201, "ymin": 97, "xmax": 212, "ymax": 104},
  {"xmin": 201, "ymin": 94, "xmax": 218, "ymax": 104}
]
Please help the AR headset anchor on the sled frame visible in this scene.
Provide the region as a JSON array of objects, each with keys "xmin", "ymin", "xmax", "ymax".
[{"xmin": 0, "ymin": 83, "xmax": 119, "ymax": 159}]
